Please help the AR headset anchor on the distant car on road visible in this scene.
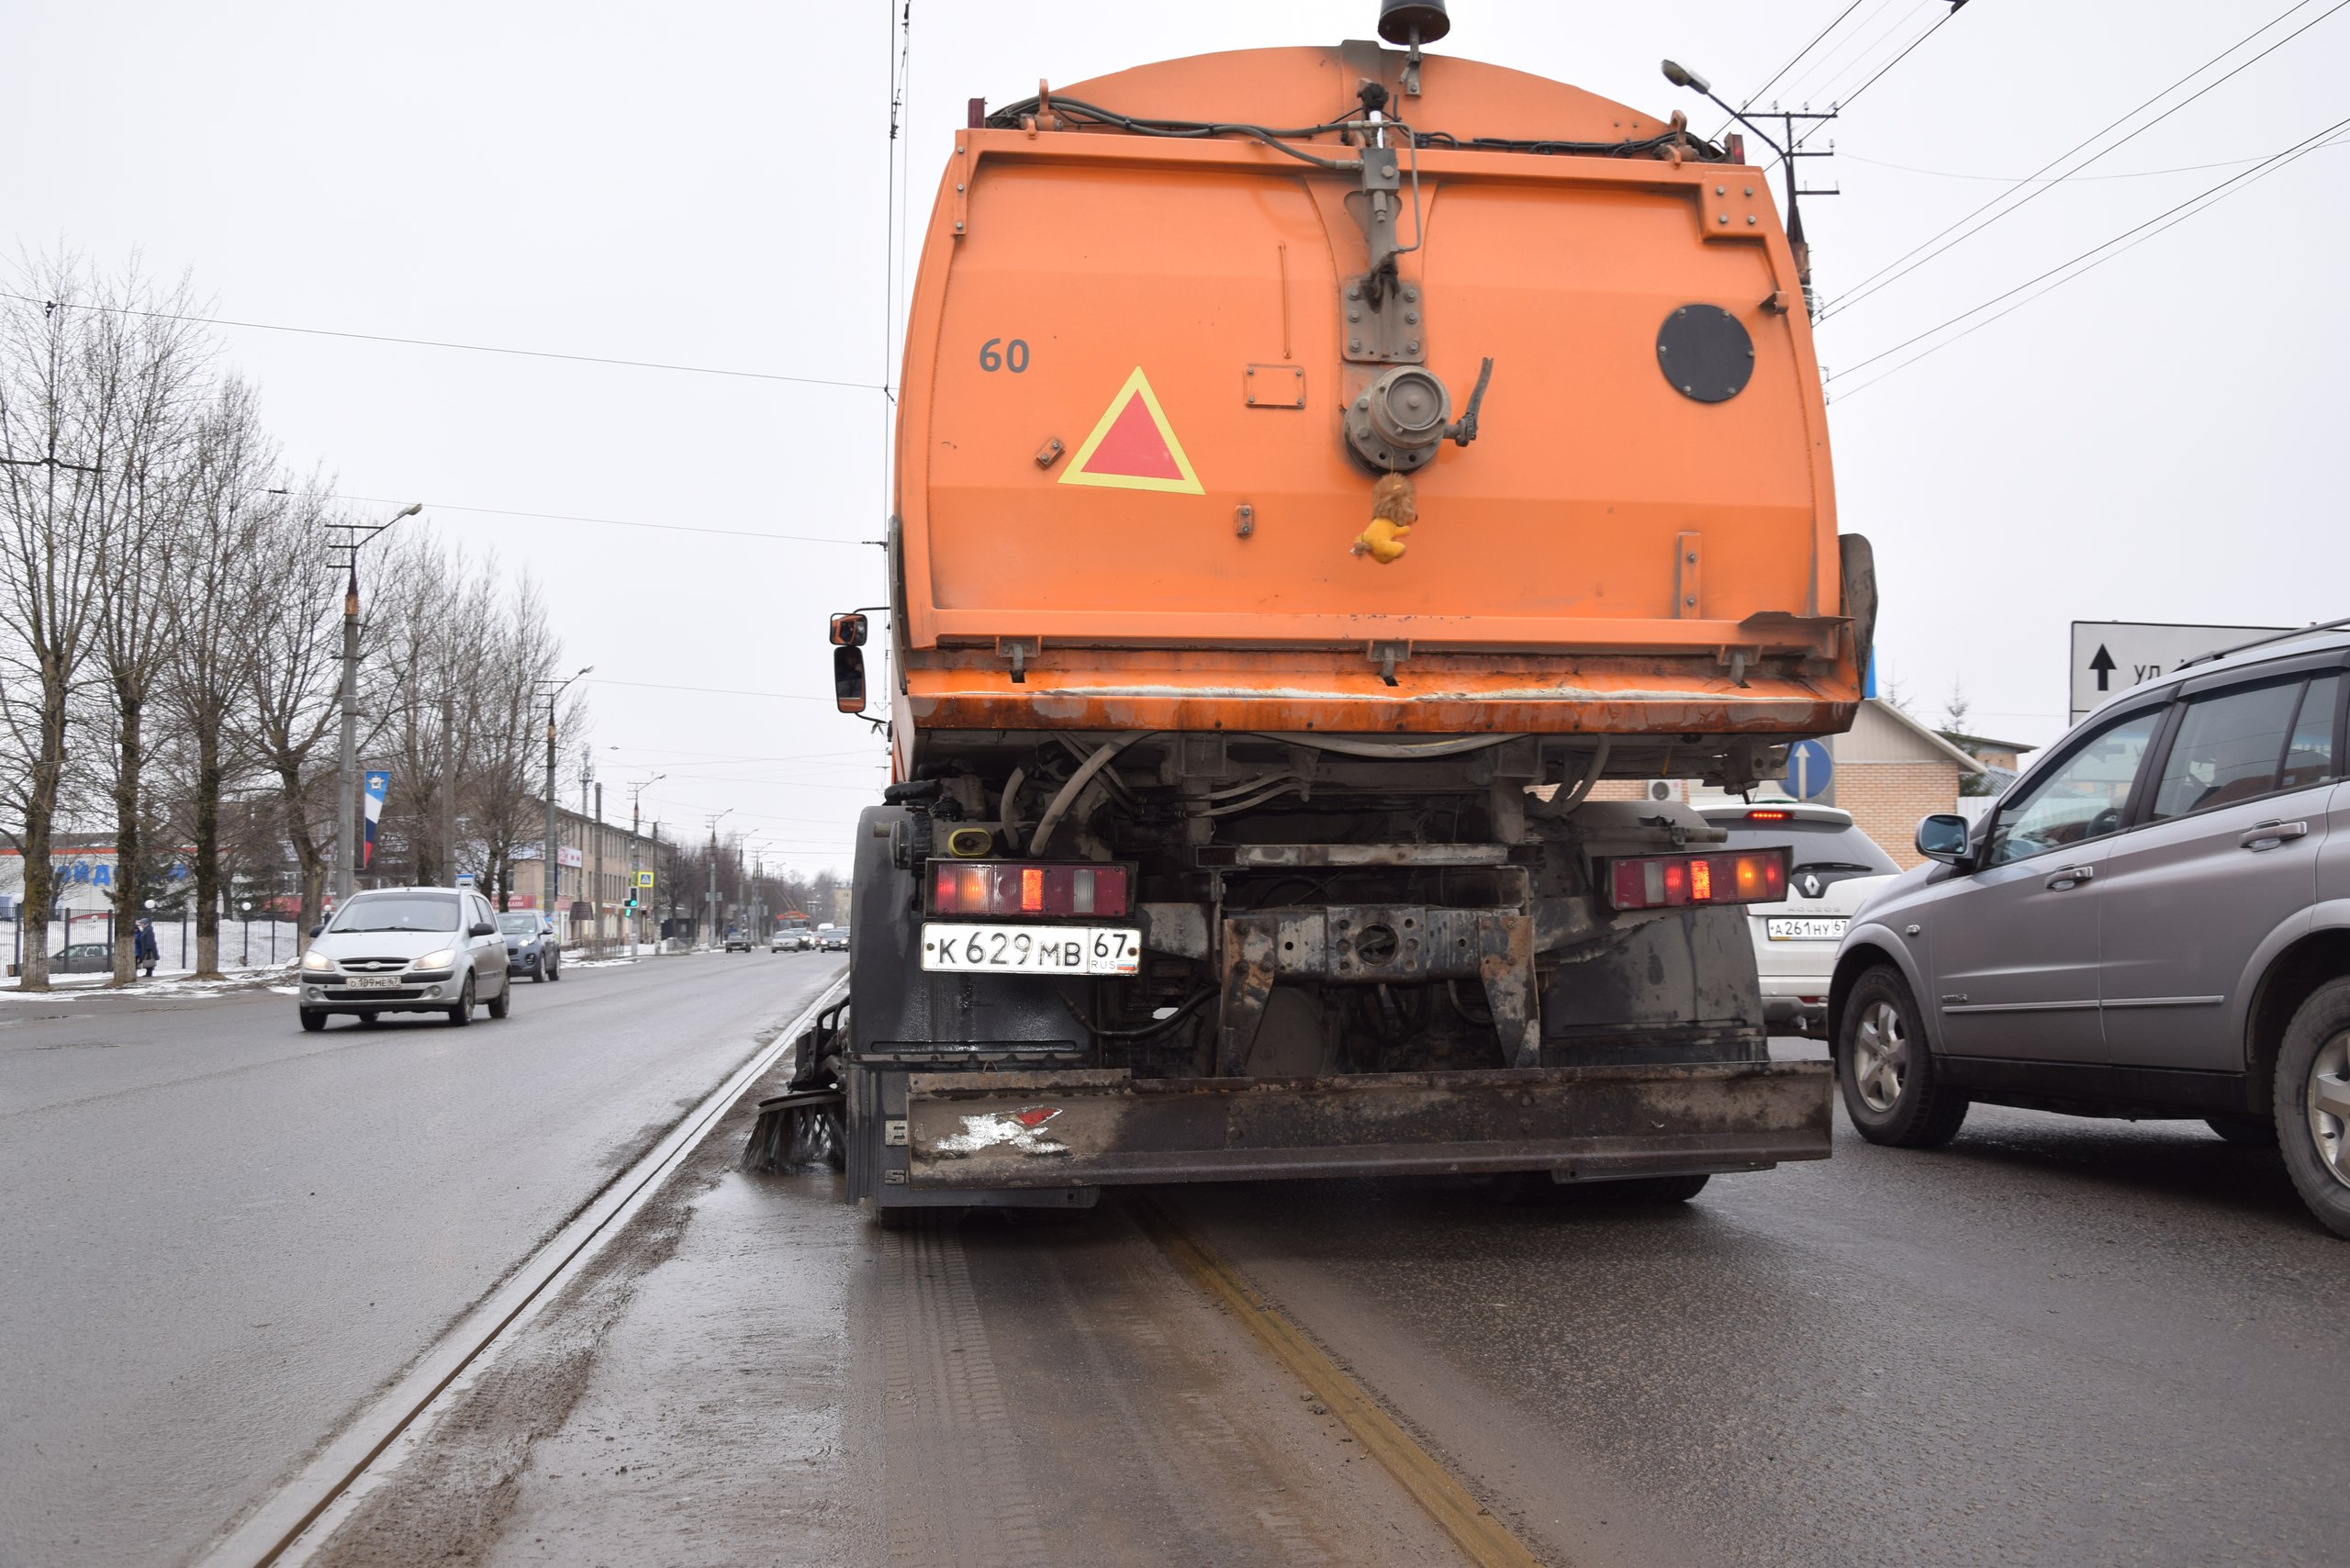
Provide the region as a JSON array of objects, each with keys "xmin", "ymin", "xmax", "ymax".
[
  {"xmin": 816, "ymin": 923, "xmax": 847, "ymax": 952},
  {"xmin": 1696, "ymin": 803, "xmax": 1899, "ymax": 1038},
  {"xmin": 773, "ymin": 918, "xmax": 812, "ymax": 952},
  {"xmin": 498, "ymin": 912, "xmax": 561, "ymax": 982},
  {"xmin": 723, "ymin": 930, "xmax": 753, "ymax": 953},
  {"xmin": 297, "ymin": 887, "xmax": 513, "ymax": 1032},
  {"xmin": 1832, "ymin": 624, "xmax": 2350, "ymax": 1238}
]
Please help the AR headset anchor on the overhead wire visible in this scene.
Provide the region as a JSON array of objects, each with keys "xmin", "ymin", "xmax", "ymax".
[
  {"xmin": 1780, "ymin": 0, "xmax": 1928, "ymax": 109},
  {"xmin": 332, "ymin": 492, "xmax": 872, "ymax": 548},
  {"xmin": 1817, "ymin": 0, "xmax": 2345, "ymax": 320},
  {"xmin": 1827, "ymin": 111, "xmax": 2350, "ymax": 398},
  {"xmin": 1714, "ymin": 0, "xmax": 1873, "ymax": 136},
  {"xmin": 0, "ymin": 289, "xmax": 882, "ymax": 392},
  {"xmin": 1818, "ymin": 0, "xmax": 1967, "ymax": 117},
  {"xmin": 1841, "ymin": 138, "xmax": 2350, "ymax": 181}
]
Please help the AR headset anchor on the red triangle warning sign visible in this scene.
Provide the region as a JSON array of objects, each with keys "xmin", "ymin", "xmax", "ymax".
[{"xmin": 1059, "ymin": 367, "xmax": 1203, "ymax": 494}]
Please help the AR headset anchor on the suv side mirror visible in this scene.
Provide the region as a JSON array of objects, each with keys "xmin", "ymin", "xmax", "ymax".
[
  {"xmin": 834, "ymin": 645, "xmax": 867, "ymax": 712},
  {"xmin": 469, "ymin": 920, "xmax": 496, "ymax": 937},
  {"xmin": 1915, "ymin": 813, "xmax": 1974, "ymax": 867},
  {"xmin": 830, "ymin": 611, "xmax": 868, "ymax": 647}
]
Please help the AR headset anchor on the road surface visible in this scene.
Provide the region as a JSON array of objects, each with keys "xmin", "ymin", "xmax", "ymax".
[
  {"xmin": 0, "ymin": 950, "xmax": 844, "ymax": 1567},
  {"xmin": 298, "ymin": 1038, "xmax": 2350, "ymax": 1568}
]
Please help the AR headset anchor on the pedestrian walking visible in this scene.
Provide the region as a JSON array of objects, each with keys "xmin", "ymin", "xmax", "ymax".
[{"xmin": 133, "ymin": 917, "xmax": 160, "ymax": 980}]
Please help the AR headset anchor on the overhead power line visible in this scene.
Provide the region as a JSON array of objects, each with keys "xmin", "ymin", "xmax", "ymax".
[
  {"xmin": 590, "ymin": 678, "xmax": 833, "ymax": 703},
  {"xmin": 1828, "ymin": 111, "xmax": 2350, "ymax": 398},
  {"xmin": 333, "ymin": 492, "xmax": 874, "ymax": 548},
  {"xmin": 0, "ymin": 290, "xmax": 884, "ymax": 393},
  {"xmin": 1818, "ymin": 0, "xmax": 2347, "ymax": 320},
  {"xmin": 1784, "ymin": 0, "xmax": 1931, "ymax": 110},
  {"xmin": 1821, "ymin": 0, "xmax": 1968, "ymax": 116},
  {"xmin": 1841, "ymin": 138, "xmax": 2350, "ymax": 182},
  {"xmin": 1712, "ymin": 0, "xmax": 1873, "ymax": 137}
]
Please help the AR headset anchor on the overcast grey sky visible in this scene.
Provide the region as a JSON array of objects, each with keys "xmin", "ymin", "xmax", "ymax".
[{"xmin": 7, "ymin": 1, "xmax": 2341, "ymax": 868}]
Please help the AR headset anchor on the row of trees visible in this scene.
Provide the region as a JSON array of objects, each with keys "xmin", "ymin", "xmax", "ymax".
[{"xmin": 0, "ymin": 255, "xmax": 579, "ymax": 988}]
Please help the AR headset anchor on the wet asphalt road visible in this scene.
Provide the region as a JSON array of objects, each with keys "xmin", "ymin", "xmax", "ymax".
[
  {"xmin": 0, "ymin": 950, "xmax": 844, "ymax": 1568},
  {"xmin": 1173, "ymin": 1045, "xmax": 2350, "ymax": 1567},
  {"xmin": 308, "ymin": 1034, "xmax": 2350, "ymax": 1568}
]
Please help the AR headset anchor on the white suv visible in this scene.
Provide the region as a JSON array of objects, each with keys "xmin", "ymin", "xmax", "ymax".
[{"xmin": 1696, "ymin": 803, "xmax": 1900, "ymax": 1038}]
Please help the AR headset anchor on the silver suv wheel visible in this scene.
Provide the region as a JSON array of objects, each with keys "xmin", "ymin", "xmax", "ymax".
[
  {"xmin": 2306, "ymin": 1034, "xmax": 2350, "ymax": 1192},
  {"xmin": 1852, "ymin": 1000, "xmax": 1910, "ymax": 1114}
]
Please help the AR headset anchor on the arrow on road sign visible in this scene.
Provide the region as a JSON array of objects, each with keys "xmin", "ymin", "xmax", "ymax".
[{"xmin": 2088, "ymin": 644, "xmax": 2116, "ymax": 691}]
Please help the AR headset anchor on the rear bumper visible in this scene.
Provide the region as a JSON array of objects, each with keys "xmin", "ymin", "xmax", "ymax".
[{"xmin": 856, "ymin": 1059, "xmax": 1832, "ymax": 1193}]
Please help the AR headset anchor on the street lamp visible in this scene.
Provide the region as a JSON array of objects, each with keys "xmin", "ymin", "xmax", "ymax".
[
  {"xmin": 239, "ymin": 901, "xmax": 252, "ymax": 969},
  {"xmin": 536, "ymin": 666, "xmax": 592, "ymax": 936},
  {"xmin": 330, "ymin": 501, "xmax": 421, "ymax": 902}
]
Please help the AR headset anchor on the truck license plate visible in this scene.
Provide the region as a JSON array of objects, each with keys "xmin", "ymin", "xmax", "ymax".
[
  {"xmin": 343, "ymin": 975, "xmax": 401, "ymax": 990},
  {"xmin": 1766, "ymin": 917, "xmax": 1846, "ymax": 941},
  {"xmin": 921, "ymin": 923, "xmax": 1141, "ymax": 976}
]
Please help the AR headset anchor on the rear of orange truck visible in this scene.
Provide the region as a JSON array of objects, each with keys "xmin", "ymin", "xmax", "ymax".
[{"xmin": 790, "ymin": 9, "xmax": 1870, "ymax": 1218}]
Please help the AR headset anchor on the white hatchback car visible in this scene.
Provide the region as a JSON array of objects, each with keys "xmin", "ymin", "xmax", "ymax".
[{"xmin": 1696, "ymin": 803, "xmax": 1901, "ymax": 1037}]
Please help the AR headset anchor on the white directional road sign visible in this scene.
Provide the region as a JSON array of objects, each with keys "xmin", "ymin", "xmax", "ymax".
[{"xmin": 2070, "ymin": 621, "xmax": 2288, "ymax": 722}]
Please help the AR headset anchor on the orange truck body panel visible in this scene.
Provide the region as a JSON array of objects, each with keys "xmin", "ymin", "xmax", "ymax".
[{"xmin": 890, "ymin": 45, "xmax": 1857, "ymax": 764}]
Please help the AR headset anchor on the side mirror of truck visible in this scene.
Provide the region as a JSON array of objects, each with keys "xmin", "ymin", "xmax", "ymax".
[
  {"xmin": 830, "ymin": 611, "xmax": 868, "ymax": 647},
  {"xmin": 1915, "ymin": 813, "xmax": 1974, "ymax": 868},
  {"xmin": 834, "ymin": 645, "xmax": 867, "ymax": 713}
]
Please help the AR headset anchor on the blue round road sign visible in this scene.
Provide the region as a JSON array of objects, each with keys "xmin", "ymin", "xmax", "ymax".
[{"xmin": 1779, "ymin": 739, "xmax": 1834, "ymax": 801}]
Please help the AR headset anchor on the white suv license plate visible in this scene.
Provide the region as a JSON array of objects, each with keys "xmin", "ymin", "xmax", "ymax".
[
  {"xmin": 922, "ymin": 923, "xmax": 1141, "ymax": 976},
  {"xmin": 1766, "ymin": 917, "xmax": 1847, "ymax": 942}
]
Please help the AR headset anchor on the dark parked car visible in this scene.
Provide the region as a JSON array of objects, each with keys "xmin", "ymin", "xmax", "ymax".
[{"xmin": 1833, "ymin": 624, "xmax": 2350, "ymax": 1238}]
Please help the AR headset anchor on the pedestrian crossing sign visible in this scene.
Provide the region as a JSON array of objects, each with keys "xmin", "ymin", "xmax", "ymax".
[{"xmin": 635, "ymin": 870, "xmax": 655, "ymax": 888}]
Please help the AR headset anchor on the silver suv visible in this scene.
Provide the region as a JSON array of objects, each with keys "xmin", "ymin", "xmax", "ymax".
[{"xmin": 1832, "ymin": 624, "xmax": 2350, "ymax": 1238}]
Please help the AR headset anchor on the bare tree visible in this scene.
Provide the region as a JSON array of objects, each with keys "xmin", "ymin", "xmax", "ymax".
[
  {"xmin": 163, "ymin": 379, "xmax": 273, "ymax": 976},
  {"xmin": 95, "ymin": 326, "xmax": 207, "ymax": 980},
  {"xmin": 0, "ymin": 258, "xmax": 204, "ymax": 989}
]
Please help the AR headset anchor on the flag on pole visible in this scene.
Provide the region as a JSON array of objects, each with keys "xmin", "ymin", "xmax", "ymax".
[{"xmin": 363, "ymin": 771, "xmax": 390, "ymax": 869}]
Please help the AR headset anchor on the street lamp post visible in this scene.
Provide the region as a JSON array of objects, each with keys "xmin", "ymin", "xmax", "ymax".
[
  {"xmin": 627, "ymin": 773, "xmax": 664, "ymax": 959},
  {"xmin": 705, "ymin": 809, "xmax": 732, "ymax": 950},
  {"xmin": 331, "ymin": 503, "xmax": 420, "ymax": 903},
  {"xmin": 537, "ymin": 666, "xmax": 591, "ymax": 940}
]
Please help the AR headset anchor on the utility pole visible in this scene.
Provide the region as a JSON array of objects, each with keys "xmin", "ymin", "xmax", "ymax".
[
  {"xmin": 328, "ymin": 502, "xmax": 420, "ymax": 903},
  {"xmin": 441, "ymin": 690, "xmax": 458, "ymax": 887},
  {"xmin": 592, "ymin": 779, "xmax": 604, "ymax": 957},
  {"xmin": 537, "ymin": 666, "xmax": 590, "ymax": 936}
]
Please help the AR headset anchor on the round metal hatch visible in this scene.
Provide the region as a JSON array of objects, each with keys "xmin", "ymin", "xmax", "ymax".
[{"xmin": 1656, "ymin": 304, "xmax": 1754, "ymax": 404}]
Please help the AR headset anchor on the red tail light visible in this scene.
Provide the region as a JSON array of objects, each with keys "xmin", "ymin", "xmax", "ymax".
[
  {"xmin": 927, "ymin": 861, "xmax": 1132, "ymax": 918},
  {"xmin": 1604, "ymin": 848, "xmax": 1788, "ymax": 911},
  {"xmin": 1746, "ymin": 809, "xmax": 1792, "ymax": 822}
]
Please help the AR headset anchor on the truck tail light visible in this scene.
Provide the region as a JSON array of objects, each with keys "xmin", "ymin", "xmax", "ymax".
[
  {"xmin": 927, "ymin": 861, "xmax": 1132, "ymax": 918},
  {"xmin": 1604, "ymin": 848, "xmax": 1787, "ymax": 911}
]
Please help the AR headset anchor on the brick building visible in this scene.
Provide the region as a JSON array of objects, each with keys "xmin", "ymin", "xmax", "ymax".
[{"xmin": 506, "ymin": 798, "xmax": 666, "ymax": 946}]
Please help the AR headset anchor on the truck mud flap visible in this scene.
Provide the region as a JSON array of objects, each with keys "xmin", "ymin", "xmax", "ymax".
[{"xmin": 894, "ymin": 1060, "xmax": 1831, "ymax": 1189}]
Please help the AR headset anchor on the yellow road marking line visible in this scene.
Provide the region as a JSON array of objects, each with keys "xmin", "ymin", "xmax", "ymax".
[{"xmin": 1134, "ymin": 1199, "xmax": 1552, "ymax": 1568}]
